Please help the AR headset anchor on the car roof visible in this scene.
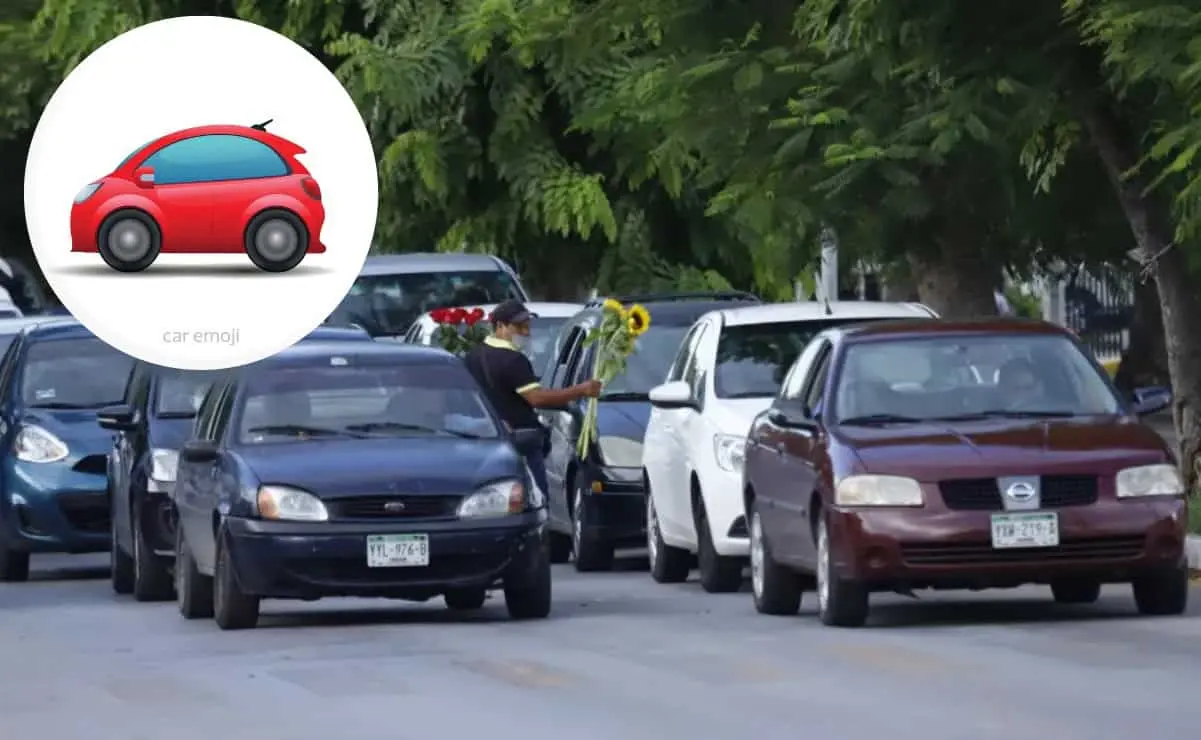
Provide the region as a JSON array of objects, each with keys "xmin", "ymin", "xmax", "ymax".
[
  {"xmin": 17, "ymin": 318, "xmax": 92, "ymax": 340},
  {"xmin": 358, "ymin": 253, "xmax": 507, "ymax": 276},
  {"xmin": 305, "ymin": 325, "xmax": 372, "ymax": 340},
  {"xmin": 0, "ymin": 316, "xmax": 47, "ymax": 335},
  {"xmin": 258, "ymin": 340, "xmax": 457, "ymax": 369},
  {"xmin": 713, "ymin": 301, "xmax": 935, "ymax": 327},
  {"xmin": 837, "ymin": 317, "xmax": 1071, "ymax": 341},
  {"xmin": 578, "ymin": 299, "xmax": 750, "ymax": 326}
]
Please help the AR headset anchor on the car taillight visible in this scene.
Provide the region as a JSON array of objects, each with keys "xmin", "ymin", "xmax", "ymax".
[{"xmin": 300, "ymin": 177, "xmax": 321, "ymax": 200}]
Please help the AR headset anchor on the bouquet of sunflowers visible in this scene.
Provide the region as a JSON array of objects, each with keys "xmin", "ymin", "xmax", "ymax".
[
  {"xmin": 430, "ymin": 306, "xmax": 488, "ymax": 356},
  {"xmin": 576, "ymin": 298, "xmax": 651, "ymax": 457}
]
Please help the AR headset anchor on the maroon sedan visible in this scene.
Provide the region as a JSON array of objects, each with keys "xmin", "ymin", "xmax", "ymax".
[{"xmin": 742, "ymin": 319, "xmax": 1187, "ymax": 627}]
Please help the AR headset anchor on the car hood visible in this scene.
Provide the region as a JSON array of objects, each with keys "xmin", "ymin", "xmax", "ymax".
[
  {"xmin": 833, "ymin": 416, "xmax": 1170, "ymax": 480},
  {"xmin": 596, "ymin": 400, "xmax": 651, "ymax": 441},
  {"xmin": 21, "ymin": 408, "xmax": 111, "ymax": 452},
  {"xmin": 237, "ymin": 437, "xmax": 524, "ymax": 497}
]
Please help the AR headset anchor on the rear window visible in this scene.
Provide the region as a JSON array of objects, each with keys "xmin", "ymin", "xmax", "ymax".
[{"xmin": 331, "ymin": 269, "xmax": 525, "ymax": 336}]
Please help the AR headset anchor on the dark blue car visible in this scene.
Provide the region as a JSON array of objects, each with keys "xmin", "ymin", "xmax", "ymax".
[
  {"xmin": 101, "ymin": 323, "xmax": 373, "ymax": 601},
  {"xmin": 0, "ymin": 319, "xmax": 135, "ymax": 580},
  {"xmin": 171, "ymin": 341, "xmax": 550, "ymax": 629}
]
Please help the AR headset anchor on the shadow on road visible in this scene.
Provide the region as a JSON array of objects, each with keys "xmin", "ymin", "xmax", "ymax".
[{"xmin": 27, "ymin": 564, "xmax": 110, "ymax": 582}]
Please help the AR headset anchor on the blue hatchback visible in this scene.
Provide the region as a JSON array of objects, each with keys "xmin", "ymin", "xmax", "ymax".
[{"xmin": 0, "ymin": 319, "xmax": 134, "ymax": 580}]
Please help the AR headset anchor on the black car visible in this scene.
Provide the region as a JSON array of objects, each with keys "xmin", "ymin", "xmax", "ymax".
[
  {"xmin": 100, "ymin": 325, "xmax": 373, "ymax": 601},
  {"xmin": 171, "ymin": 341, "xmax": 549, "ymax": 630},
  {"xmin": 538, "ymin": 292, "xmax": 761, "ymax": 571}
]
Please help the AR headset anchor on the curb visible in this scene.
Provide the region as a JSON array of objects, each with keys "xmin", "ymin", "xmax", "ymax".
[{"xmin": 1188, "ymin": 535, "xmax": 1201, "ymax": 574}]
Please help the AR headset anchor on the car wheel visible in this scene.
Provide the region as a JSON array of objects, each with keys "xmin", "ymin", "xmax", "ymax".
[
  {"xmin": 97, "ymin": 209, "xmax": 161, "ymax": 273},
  {"xmin": 0, "ymin": 535, "xmax": 30, "ymax": 583},
  {"xmin": 213, "ymin": 533, "xmax": 260, "ymax": 630},
  {"xmin": 571, "ymin": 476, "xmax": 614, "ymax": 572},
  {"xmin": 547, "ymin": 532, "xmax": 573, "ymax": 564},
  {"xmin": 647, "ymin": 488, "xmax": 689, "ymax": 584},
  {"xmin": 175, "ymin": 526, "xmax": 213, "ymax": 619},
  {"xmin": 816, "ymin": 516, "xmax": 869, "ymax": 627},
  {"xmin": 1051, "ymin": 579, "xmax": 1101, "ymax": 605},
  {"xmin": 750, "ymin": 503, "xmax": 803, "ymax": 615},
  {"xmin": 444, "ymin": 588, "xmax": 488, "ymax": 610},
  {"xmin": 695, "ymin": 497, "xmax": 743, "ymax": 593},
  {"xmin": 132, "ymin": 505, "xmax": 173, "ymax": 602},
  {"xmin": 110, "ymin": 498, "xmax": 133, "ymax": 594},
  {"xmin": 244, "ymin": 208, "xmax": 308, "ymax": 272},
  {"xmin": 504, "ymin": 541, "xmax": 552, "ymax": 619},
  {"xmin": 1132, "ymin": 564, "xmax": 1189, "ymax": 615}
]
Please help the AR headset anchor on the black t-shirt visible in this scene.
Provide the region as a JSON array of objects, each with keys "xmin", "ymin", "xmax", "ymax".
[{"xmin": 464, "ymin": 337, "xmax": 541, "ymax": 429}]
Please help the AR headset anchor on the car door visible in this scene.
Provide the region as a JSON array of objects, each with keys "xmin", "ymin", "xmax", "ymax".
[
  {"xmin": 644, "ymin": 320, "xmax": 704, "ymax": 542},
  {"xmin": 111, "ymin": 365, "xmax": 149, "ymax": 550},
  {"xmin": 175, "ymin": 381, "xmax": 229, "ymax": 569},
  {"xmin": 659, "ymin": 322, "xmax": 711, "ymax": 542},
  {"xmin": 192, "ymin": 382, "xmax": 239, "ymax": 571},
  {"xmin": 0, "ymin": 339, "xmax": 22, "ymax": 504},
  {"xmin": 542, "ymin": 324, "xmax": 587, "ymax": 529},
  {"xmin": 138, "ymin": 137, "xmax": 229, "ymax": 250},
  {"xmin": 775, "ymin": 340, "xmax": 833, "ymax": 563}
]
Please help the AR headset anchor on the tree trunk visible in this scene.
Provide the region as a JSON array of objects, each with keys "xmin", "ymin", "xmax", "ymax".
[
  {"xmin": 1081, "ymin": 98, "xmax": 1201, "ymax": 486},
  {"xmin": 1112, "ymin": 276, "xmax": 1168, "ymax": 394},
  {"xmin": 907, "ymin": 227, "xmax": 1000, "ymax": 319}
]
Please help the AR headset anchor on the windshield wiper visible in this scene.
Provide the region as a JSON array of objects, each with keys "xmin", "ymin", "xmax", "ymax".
[
  {"xmin": 934, "ymin": 410, "xmax": 1078, "ymax": 421},
  {"xmin": 838, "ymin": 413, "xmax": 921, "ymax": 426},
  {"xmin": 598, "ymin": 391, "xmax": 649, "ymax": 401},
  {"xmin": 156, "ymin": 411, "xmax": 198, "ymax": 420},
  {"xmin": 343, "ymin": 421, "xmax": 484, "ymax": 439},
  {"xmin": 721, "ymin": 391, "xmax": 773, "ymax": 399},
  {"xmin": 28, "ymin": 401, "xmax": 92, "ymax": 409},
  {"xmin": 245, "ymin": 424, "xmax": 359, "ymax": 438}
]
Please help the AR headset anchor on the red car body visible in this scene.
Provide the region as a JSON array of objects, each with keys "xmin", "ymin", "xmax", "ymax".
[{"xmin": 70, "ymin": 124, "xmax": 325, "ymax": 262}]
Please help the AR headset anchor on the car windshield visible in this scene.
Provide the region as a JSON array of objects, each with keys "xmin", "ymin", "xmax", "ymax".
[
  {"xmin": 526, "ymin": 317, "xmax": 569, "ymax": 374},
  {"xmin": 832, "ymin": 333, "xmax": 1121, "ymax": 422},
  {"xmin": 715, "ymin": 319, "xmax": 875, "ymax": 399},
  {"xmin": 21, "ymin": 338, "xmax": 134, "ymax": 409},
  {"xmin": 155, "ymin": 369, "xmax": 227, "ymax": 417},
  {"xmin": 331, "ymin": 270, "xmax": 524, "ymax": 336},
  {"xmin": 589, "ymin": 324, "xmax": 691, "ymax": 397},
  {"xmin": 238, "ymin": 362, "xmax": 501, "ymax": 443},
  {"xmin": 0, "ymin": 334, "xmax": 15, "ymax": 357}
]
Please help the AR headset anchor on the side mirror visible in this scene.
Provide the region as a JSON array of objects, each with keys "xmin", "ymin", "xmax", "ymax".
[
  {"xmin": 1132, "ymin": 385, "xmax": 1171, "ymax": 416},
  {"xmin": 648, "ymin": 381, "xmax": 696, "ymax": 410},
  {"xmin": 511, "ymin": 427, "xmax": 544, "ymax": 456},
  {"xmin": 134, "ymin": 167, "xmax": 155, "ymax": 187},
  {"xmin": 97, "ymin": 404, "xmax": 136, "ymax": 431},
  {"xmin": 767, "ymin": 406, "xmax": 817, "ymax": 431},
  {"xmin": 180, "ymin": 439, "xmax": 219, "ymax": 463}
]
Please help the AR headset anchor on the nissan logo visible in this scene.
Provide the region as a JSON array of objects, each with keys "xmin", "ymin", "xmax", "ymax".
[
  {"xmin": 1005, "ymin": 481, "xmax": 1036, "ymax": 501},
  {"xmin": 383, "ymin": 501, "xmax": 407, "ymax": 512}
]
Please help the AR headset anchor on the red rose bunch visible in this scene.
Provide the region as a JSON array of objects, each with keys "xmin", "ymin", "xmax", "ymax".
[{"xmin": 430, "ymin": 306, "xmax": 490, "ymax": 355}]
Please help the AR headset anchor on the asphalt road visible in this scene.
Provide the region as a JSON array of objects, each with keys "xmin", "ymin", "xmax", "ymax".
[{"xmin": 2, "ymin": 553, "xmax": 1199, "ymax": 740}]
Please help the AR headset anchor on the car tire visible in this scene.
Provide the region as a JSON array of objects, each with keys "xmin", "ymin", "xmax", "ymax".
[
  {"xmin": 695, "ymin": 497, "xmax": 743, "ymax": 593},
  {"xmin": 97, "ymin": 209, "xmax": 161, "ymax": 273},
  {"xmin": 132, "ymin": 505, "xmax": 173, "ymax": 602},
  {"xmin": 175, "ymin": 526, "xmax": 213, "ymax": 619},
  {"xmin": 1051, "ymin": 579, "xmax": 1101, "ymax": 605},
  {"xmin": 444, "ymin": 588, "xmax": 488, "ymax": 611},
  {"xmin": 504, "ymin": 542, "xmax": 552, "ymax": 620},
  {"xmin": 110, "ymin": 498, "xmax": 134, "ymax": 594},
  {"xmin": 647, "ymin": 488, "xmax": 689, "ymax": 584},
  {"xmin": 750, "ymin": 503, "xmax": 803, "ymax": 615},
  {"xmin": 244, "ymin": 208, "xmax": 308, "ymax": 273},
  {"xmin": 547, "ymin": 532, "xmax": 573, "ymax": 564},
  {"xmin": 571, "ymin": 476, "xmax": 614, "ymax": 572},
  {"xmin": 213, "ymin": 533, "xmax": 260, "ymax": 630},
  {"xmin": 816, "ymin": 515, "xmax": 869, "ymax": 627},
  {"xmin": 0, "ymin": 536, "xmax": 30, "ymax": 583},
  {"xmin": 1132, "ymin": 564, "xmax": 1189, "ymax": 616}
]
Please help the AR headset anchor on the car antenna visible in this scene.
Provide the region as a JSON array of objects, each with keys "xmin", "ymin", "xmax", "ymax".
[{"xmin": 250, "ymin": 119, "xmax": 273, "ymax": 131}]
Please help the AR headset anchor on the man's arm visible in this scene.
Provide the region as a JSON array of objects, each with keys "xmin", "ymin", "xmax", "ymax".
[{"xmin": 504, "ymin": 354, "xmax": 600, "ymax": 408}]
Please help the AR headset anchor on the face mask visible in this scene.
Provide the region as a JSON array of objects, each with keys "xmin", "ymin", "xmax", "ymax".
[{"xmin": 510, "ymin": 334, "xmax": 528, "ymax": 350}]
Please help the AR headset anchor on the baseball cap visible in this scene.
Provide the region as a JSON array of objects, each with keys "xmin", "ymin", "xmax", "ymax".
[{"xmin": 491, "ymin": 299, "xmax": 534, "ymax": 325}]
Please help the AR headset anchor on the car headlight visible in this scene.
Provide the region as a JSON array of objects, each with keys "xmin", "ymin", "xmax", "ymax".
[
  {"xmin": 1116, "ymin": 464, "xmax": 1184, "ymax": 498},
  {"xmin": 150, "ymin": 448, "xmax": 179, "ymax": 483},
  {"xmin": 713, "ymin": 434, "xmax": 746, "ymax": 473},
  {"xmin": 256, "ymin": 485, "xmax": 328, "ymax": 522},
  {"xmin": 14, "ymin": 425, "xmax": 69, "ymax": 464},
  {"xmin": 74, "ymin": 182, "xmax": 101, "ymax": 203},
  {"xmin": 457, "ymin": 479, "xmax": 525, "ymax": 518},
  {"xmin": 596, "ymin": 435, "xmax": 643, "ymax": 467},
  {"xmin": 835, "ymin": 474, "xmax": 924, "ymax": 507}
]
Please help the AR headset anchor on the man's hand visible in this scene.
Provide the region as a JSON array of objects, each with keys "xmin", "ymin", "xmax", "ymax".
[{"xmin": 577, "ymin": 379, "xmax": 603, "ymax": 398}]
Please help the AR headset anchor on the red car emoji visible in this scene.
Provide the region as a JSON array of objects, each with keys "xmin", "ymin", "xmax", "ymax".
[{"xmin": 70, "ymin": 121, "xmax": 326, "ymax": 273}]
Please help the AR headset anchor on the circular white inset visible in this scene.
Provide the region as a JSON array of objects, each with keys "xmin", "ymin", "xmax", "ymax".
[{"xmin": 24, "ymin": 16, "xmax": 378, "ymax": 370}]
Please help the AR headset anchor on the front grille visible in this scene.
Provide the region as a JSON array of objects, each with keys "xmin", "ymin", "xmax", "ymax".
[
  {"xmin": 291, "ymin": 554, "xmax": 501, "ymax": 585},
  {"xmin": 939, "ymin": 475, "xmax": 1100, "ymax": 511},
  {"xmin": 901, "ymin": 535, "xmax": 1145, "ymax": 565},
  {"xmin": 57, "ymin": 492, "xmax": 109, "ymax": 533},
  {"xmin": 72, "ymin": 455, "xmax": 108, "ymax": 476},
  {"xmin": 328, "ymin": 495, "xmax": 461, "ymax": 520}
]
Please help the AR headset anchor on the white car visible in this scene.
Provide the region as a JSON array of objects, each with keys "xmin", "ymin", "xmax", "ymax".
[
  {"xmin": 641, "ymin": 301, "xmax": 937, "ymax": 592},
  {"xmin": 402, "ymin": 301, "xmax": 584, "ymax": 373}
]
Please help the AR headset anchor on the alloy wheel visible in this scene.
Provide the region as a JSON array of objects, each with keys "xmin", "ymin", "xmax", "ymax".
[
  {"xmin": 817, "ymin": 521, "xmax": 831, "ymax": 613},
  {"xmin": 107, "ymin": 219, "xmax": 152, "ymax": 262},
  {"xmin": 572, "ymin": 488, "xmax": 583, "ymax": 553},
  {"xmin": 646, "ymin": 494, "xmax": 660, "ymax": 567},
  {"xmin": 750, "ymin": 512, "xmax": 765, "ymax": 598}
]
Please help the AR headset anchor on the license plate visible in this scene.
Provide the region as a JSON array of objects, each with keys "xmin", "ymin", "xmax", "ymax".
[
  {"xmin": 366, "ymin": 534, "xmax": 429, "ymax": 567},
  {"xmin": 990, "ymin": 512, "xmax": 1059, "ymax": 549}
]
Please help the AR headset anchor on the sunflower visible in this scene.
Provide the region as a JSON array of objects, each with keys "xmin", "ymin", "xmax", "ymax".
[
  {"xmin": 626, "ymin": 304, "xmax": 650, "ymax": 336},
  {"xmin": 602, "ymin": 298, "xmax": 626, "ymax": 317}
]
